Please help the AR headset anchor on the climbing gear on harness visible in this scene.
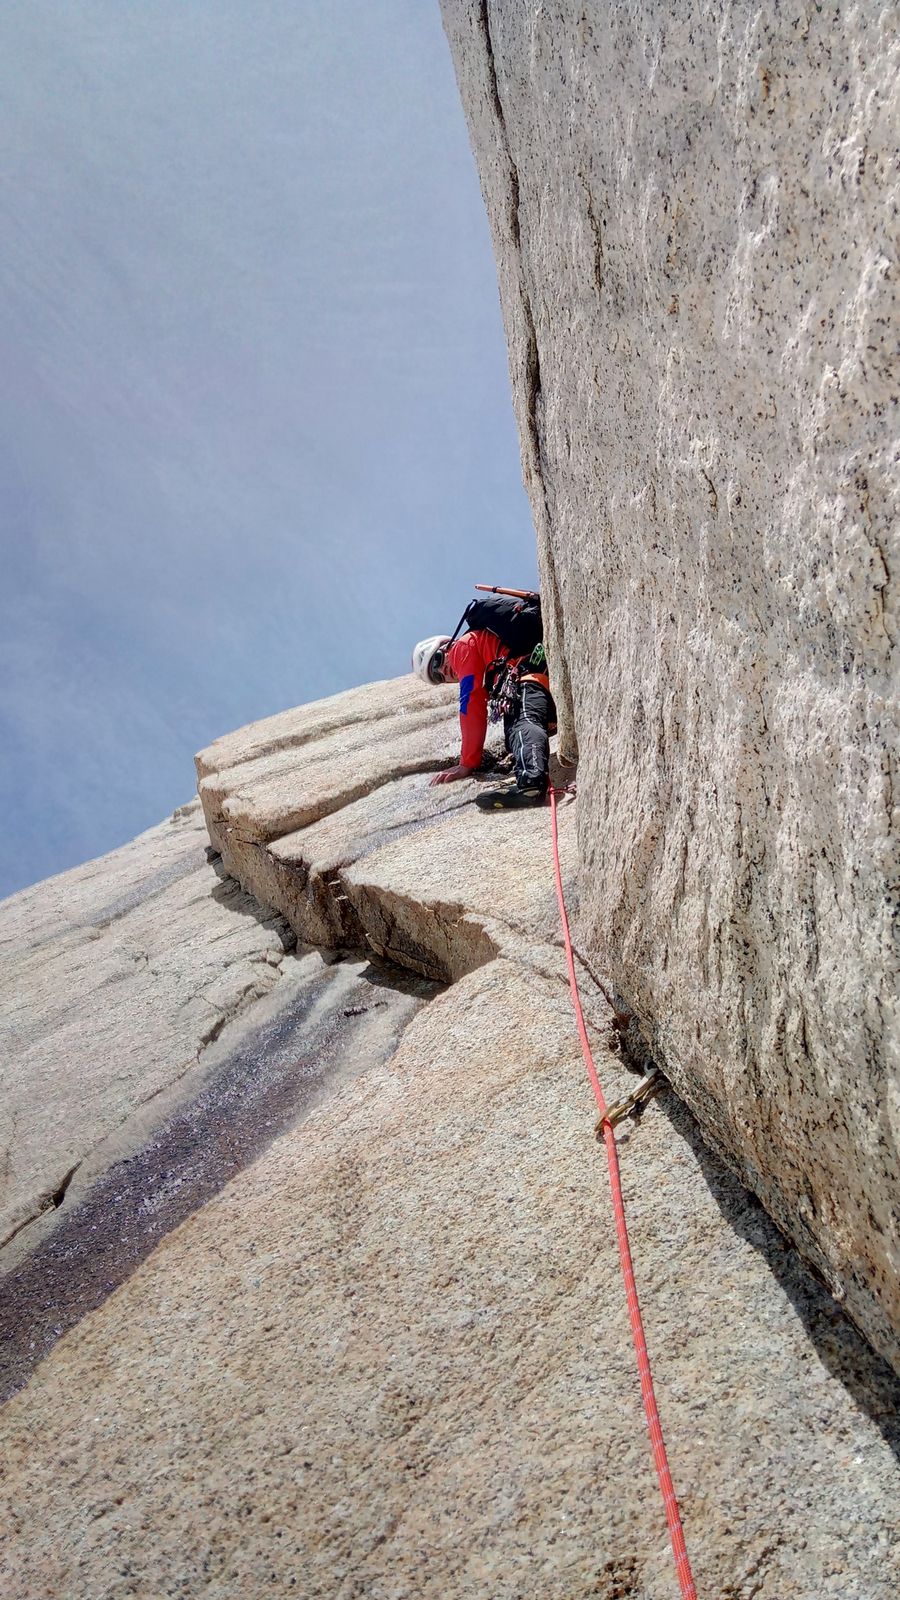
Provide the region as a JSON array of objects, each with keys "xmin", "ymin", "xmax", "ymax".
[
  {"xmin": 412, "ymin": 635, "xmax": 452, "ymax": 685},
  {"xmin": 598, "ymin": 1068, "xmax": 665, "ymax": 1133},
  {"xmin": 474, "ymin": 784, "xmax": 545, "ymax": 810},
  {"xmin": 484, "ymin": 641, "xmax": 550, "ymax": 725},
  {"xmin": 485, "ymin": 656, "xmax": 522, "ymax": 723},
  {"xmin": 548, "ymin": 785, "xmax": 697, "ymax": 1599}
]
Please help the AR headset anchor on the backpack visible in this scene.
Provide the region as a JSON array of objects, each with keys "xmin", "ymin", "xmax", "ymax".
[{"xmin": 448, "ymin": 590, "xmax": 543, "ymax": 659}]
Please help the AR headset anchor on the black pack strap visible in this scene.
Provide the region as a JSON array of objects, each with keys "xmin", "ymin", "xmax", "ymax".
[{"xmin": 447, "ymin": 599, "xmax": 474, "ymax": 647}]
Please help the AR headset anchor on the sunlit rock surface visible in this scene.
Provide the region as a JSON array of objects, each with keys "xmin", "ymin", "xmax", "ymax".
[
  {"xmin": 0, "ymin": 801, "xmax": 293, "ymax": 1263},
  {"xmin": 440, "ymin": 0, "xmax": 900, "ymax": 1372},
  {"xmin": 0, "ymin": 792, "xmax": 436, "ymax": 1395},
  {"xmin": 3, "ymin": 678, "xmax": 898, "ymax": 1597}
]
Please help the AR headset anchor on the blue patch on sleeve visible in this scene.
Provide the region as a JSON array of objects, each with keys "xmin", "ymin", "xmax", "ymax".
[{"xmin": 458, "ymin": 673, "xmax": 475, "ymax": 716}]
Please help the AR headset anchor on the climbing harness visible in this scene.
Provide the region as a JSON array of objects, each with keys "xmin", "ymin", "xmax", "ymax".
[
  {"xmin": 485, "ymin": 643, "xmax": 550, "ymax": 725},
  {"xmin": 549, "ymin": 785, "xmax": 698, "ymax": 1600}
]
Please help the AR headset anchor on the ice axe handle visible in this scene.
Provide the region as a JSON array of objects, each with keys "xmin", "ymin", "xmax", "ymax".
[{"xmin": 475, "ymin": 584, "xmax": 539, "ymax": 600}]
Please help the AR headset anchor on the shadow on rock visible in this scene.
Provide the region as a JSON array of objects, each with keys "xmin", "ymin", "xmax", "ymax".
[
  {"xmin": 207, "ymin": 852, "xmax": 297, "ymax": 947},
  {"xmin": 655, "ymin": 1090, "xmax": 900, "ymax": 1464}
]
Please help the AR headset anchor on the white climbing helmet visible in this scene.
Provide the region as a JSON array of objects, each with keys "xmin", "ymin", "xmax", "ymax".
[{"xmin": 411, "ymin": 635, "xmax": 452, "ymax": 686}]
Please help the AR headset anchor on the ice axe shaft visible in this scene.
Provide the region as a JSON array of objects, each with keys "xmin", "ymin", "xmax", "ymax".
[{"xmin": 475, "ymin": 584, "xmax": 539, "ymax": 599}]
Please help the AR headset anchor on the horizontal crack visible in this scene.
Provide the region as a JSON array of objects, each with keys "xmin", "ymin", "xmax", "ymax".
[
  {"xmin": 196, "ymin": 702, "xmax": 457, "ymax": 782},
  {"xmin": 206, "ymin": 756, "xmax": 460, "ymax": 855}
]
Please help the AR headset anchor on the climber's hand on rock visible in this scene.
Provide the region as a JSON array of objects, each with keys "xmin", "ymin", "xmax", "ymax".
[{"xmin": 429, "ymin": 764, "xmax": 475, "ymax": 786}]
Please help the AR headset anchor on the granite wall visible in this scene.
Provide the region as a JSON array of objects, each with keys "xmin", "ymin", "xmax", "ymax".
[{"xmin": 441, "ymin": 1, "xmax": 899, "ymax": 1368}]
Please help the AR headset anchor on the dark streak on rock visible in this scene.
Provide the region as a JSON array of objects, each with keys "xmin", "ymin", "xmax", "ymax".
[
  {"xmin": 580, "ymin": 174, "xmax": 605, "ymax": 298},
  {"xmin": 0, "ymin": 959, "xmax": 441, "ymax": 1403}
]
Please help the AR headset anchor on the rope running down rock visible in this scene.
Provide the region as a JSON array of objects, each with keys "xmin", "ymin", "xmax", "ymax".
[{"xmin": 549, "ymin": 785, "xmax": 698, "ymax": 1599}]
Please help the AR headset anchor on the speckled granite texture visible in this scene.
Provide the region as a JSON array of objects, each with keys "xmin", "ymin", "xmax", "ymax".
[
  {"xmin": 3, "ymin": 964, "xmax": 900, "ymax": 1599},
  {"xmin": 3, "ymin": 678, "xmax": 900, "ymax": 1596},
  {"xmin": 440, "ymin": 0, "xmax": 899, "ymax": 1372}
]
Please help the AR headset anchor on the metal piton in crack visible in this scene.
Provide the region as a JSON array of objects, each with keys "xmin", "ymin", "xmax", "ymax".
[{"xmin": 596, "ymin": 1069, "xmax": 665, "ymax": 1136}]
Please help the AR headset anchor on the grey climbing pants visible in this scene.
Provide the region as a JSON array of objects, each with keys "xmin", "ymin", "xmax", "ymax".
[{"xmin": 504, "ymin": 680, "xmax": 555, "ymax": 794}]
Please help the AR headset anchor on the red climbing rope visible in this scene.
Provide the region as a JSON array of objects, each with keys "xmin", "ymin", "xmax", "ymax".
[{"xmin": 549, "ymin": 786, "xmax": 698, "ymax": 1600}]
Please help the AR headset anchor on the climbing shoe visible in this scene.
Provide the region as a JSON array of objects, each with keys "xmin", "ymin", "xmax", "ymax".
[{"xmin": 474, "ymin": 786, "xmax": 546, "ymax": 811}]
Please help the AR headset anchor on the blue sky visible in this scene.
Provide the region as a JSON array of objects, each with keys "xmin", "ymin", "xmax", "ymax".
[{"xmin": 0, "ymin": 1, "xmax": 535, "ymax": 898}]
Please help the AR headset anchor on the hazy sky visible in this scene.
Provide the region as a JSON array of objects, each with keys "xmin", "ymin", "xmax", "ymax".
[{"xmin": 0, "ymin": 1, "xmax": 536, "ymax": 898}]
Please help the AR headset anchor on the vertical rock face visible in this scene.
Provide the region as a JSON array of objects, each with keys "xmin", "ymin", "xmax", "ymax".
[{"xmin": 441, "ymin": 2, "xmax": 899, "ymax": 1366}]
